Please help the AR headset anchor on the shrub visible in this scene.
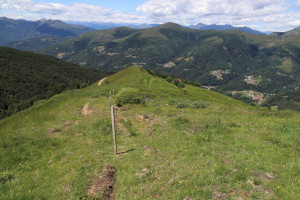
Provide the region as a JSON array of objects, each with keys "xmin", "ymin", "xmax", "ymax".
[
  {"xmin": 0, "ymin": 170, "xmax": 13, "ymax": 183},
  {"xmin": 193, "ymin": 82, "xmax": 202, "ymax": 87},
  {"xmin": 116, "ymin": 93, "xmax": 145, "ymax": 107},
  {"xmin": 176, "ymin": 102, "xmax": 190, "ymax": 109},
  {"xmin": 192, "ymin": 101, "xmax": 209, "ymax": 108},
  {"xmin": 166, "ymin": 76, "xmax": 174, "ymax": 82},
  {"xmin": 172, "ymin": 79, "xmax": 179, "ymax": 86},
  {"xmin": 178, "ymin": 82, "xmax": 185, "ymax": 88},
  {"xmin": 116, "ymin": 88, "xmax": 151, "ymax": 107}
]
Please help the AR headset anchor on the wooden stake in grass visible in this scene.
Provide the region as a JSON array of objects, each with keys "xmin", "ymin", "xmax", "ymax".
[
  {"xmin": 111, "ymin": 106, "xmax": 117, "ymax": 155},
  {"xmin": 109, "ymin": 96, "xmax": 111, "ymax": 107}
]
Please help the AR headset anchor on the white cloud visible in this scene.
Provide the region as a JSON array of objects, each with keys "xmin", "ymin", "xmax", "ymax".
[
  {"xmin": 137, "ymin": 0, "xmax": 288, "ymax": 23},
  {"xmin": 137, "ymin": 0, "xmax": 300, "ymax": 31},
  {"xmin": 0, "ymin": 0, "xmax": 300, "ymax": 31},
  {"xmin": 0, "ymin": 0, "xmax": 145, "ymax": 23}
]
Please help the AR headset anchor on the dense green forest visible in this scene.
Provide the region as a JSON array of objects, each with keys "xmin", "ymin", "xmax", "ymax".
[
  {"xmin": 261, "ymin": 90, "xmax": 300, "ymax": 111},
  {"xmin": 0, "ymin": 47, "xmax": 110, "ymax": 119}
]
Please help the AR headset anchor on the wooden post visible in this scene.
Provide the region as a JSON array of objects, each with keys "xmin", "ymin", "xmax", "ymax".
[
  {"xmin": 111, "ymin": 106, "xmax": 117, "ymax": 155},
  {"xmin": 109, "ymin": 96, "xmax": 111, "ymax": 107}
]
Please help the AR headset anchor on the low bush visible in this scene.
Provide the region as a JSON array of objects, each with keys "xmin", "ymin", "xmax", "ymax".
[
  {"xmin": 176, "ymin": 102, "xmax": 190, "ymax": 109},
  {"xmin": 166, "ymin": 77, "xmax": 174, "ymax": 82},
  {"xmin": 0, "ymin": 170, "xmax": 13, "ymax": 184},
  {"xmin": 192, "ymin": 82, "xmax": 202, "ymax": 87},
  {"xmin": 116, "ymin": 93, "xmax": 145, "ymax": 107},
  {"xmin": 192, "ymin": 101, "xmax": 209, "ymax": 108},
  {"xmin": 116, "ymin": 88, "xmax": 152, "ymax": 107}
]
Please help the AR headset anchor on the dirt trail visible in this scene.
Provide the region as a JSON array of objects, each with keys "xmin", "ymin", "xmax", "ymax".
[{"xmin": 98, "ymin": 77, "xmax": 107, "ymax": 86}]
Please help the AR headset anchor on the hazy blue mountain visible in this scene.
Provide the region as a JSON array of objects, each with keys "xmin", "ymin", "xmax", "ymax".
[
  {"xmin": 0, "ymin": 17, "xmax": 95, "ymax": 45},
  {"xmin": 68, "ymin": 21, "xmax": 161, "ymax": 30},
  {"xmin": 189, "ymin": 23, "xmax": 266, "ymax": 35}
]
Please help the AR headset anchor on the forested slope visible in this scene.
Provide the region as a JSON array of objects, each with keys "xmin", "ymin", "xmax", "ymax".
[{"xmin": 0, "ymin": 47, "xmax": 110, "ymax": 119}]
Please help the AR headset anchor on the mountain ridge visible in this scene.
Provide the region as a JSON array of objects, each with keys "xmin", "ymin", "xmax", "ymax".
[
  {"xmin": 0, "ymin": 17, "xmax": 95, "ymax": 45},
  {"xmin": 38, "ymin": 22, "xmax": 300, "ymax": 100}
]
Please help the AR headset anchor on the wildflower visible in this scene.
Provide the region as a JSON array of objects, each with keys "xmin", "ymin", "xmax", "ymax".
[{"xmin": 179, "ymin": 181, "xmax": 182, "ymax": 184}]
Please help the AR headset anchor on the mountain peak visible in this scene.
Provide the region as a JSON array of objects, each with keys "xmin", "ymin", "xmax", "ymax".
[
  {"xmin": 38, "ymin": 18, "xmax": 48, "ymax": 23},
  {"xmin": 158, "ymin": 22, "xmax": 183, "ymax": 29}
]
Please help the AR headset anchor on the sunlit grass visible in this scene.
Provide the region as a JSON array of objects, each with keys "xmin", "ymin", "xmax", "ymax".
[{"xmin": 0, "ymin": 66, "xmax": 299, "ymax": 199}]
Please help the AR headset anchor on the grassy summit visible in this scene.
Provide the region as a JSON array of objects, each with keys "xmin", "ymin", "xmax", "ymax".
[{"xmin": 0, "ymin": 66, "xmax": 299, "ymax": 199}]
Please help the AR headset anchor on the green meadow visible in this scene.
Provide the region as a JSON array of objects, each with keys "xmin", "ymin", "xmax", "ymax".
[{"xmin": 0, "ymin": 66, "xmax": 299, "ymax": 199}]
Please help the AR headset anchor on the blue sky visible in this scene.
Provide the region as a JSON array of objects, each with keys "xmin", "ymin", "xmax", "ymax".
[
  {"xmin": 1, "ymin": 0, "xmax": 300, "ymax": 31},
  {"xmin": 34, "ymin": 0, "xmax": 147, "ymax": 12}
]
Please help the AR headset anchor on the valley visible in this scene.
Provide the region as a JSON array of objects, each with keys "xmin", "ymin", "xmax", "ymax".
[{"xmin": 34, "ymin": 23, "xmax": 299, "ymax": 108}]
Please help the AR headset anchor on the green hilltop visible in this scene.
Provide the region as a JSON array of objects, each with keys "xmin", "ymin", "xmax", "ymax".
[{"xmin": 1, "ymin": 66, "xmax": 299, "ymax": 199}]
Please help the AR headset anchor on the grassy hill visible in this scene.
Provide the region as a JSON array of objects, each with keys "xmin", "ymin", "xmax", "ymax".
[
  {"xmin": 0, "ymin": 47, "xmax": 110, "ymax": 119},
  {"xmin": 38, "ymin": 23, "xmax": 300, "ymax": 100},
  {"xmin": 0, "ymin": 66, "xmax": 299, "ymax": 199}
]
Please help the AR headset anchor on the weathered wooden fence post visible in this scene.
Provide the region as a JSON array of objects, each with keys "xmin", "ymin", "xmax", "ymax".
[
  {"xmin": 111, "ymin": 106, "xmax": 117, "ymax": 155},
  {"xmin": 109, "ymin": 96, "xmax": 111, "ymax": 107}
]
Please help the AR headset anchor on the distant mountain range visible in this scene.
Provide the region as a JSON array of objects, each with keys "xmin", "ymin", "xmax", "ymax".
[
  {"xmin": 69, "ymin": 21, "xmax": 161, "ymax": 30},
  {"xmin": 0, "ymin": 17, "xmax": 94, "ymax": 48},
  {"xmin": 37, "ymin": 22, "xmax": 300, "ymax": 99},
  {"xmin": 70, "ymin": 21, "xmax": 266, "ymax": 34},
  {"xmin": 188, "ymin": 23, "xmax": 266, "ymax": 35},
  {"xmin": 0, "ymin": 17, "xmax": 268, "ymax": 51},
  {"xmin": 1, "ymin": 17, "xmax": 299, "ymax": 107}
]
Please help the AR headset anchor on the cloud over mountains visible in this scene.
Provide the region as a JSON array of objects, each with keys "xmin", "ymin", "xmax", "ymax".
[{"xmin": 1, "ymin": 0, "xmax": 300, "ymax": 31}]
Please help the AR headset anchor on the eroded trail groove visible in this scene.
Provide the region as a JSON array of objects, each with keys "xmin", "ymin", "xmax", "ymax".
[{"xmin": 86, "ymin": 164, "xmax": 116, "ymax": 200}]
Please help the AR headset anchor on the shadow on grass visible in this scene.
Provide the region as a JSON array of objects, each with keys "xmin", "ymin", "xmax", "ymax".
[{"xmin": 117, "ymin": 149, "xmax": 135, "ymax": 155}]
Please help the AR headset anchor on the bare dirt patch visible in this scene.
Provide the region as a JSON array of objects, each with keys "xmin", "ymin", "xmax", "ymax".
[
  {"xmin": 86, "ymin": 164, "xmax": 116, "ymax": 200},
  {"xmin": 137, "ymin": 168, "xmax": 150, "ymax": 178},
  {"xmin": 46, "ymin": 128, "xmax": 61, "ymax": 137},
  {"xmin": 81, "ymin": 103, "xmax": 94, "ymax": 116},
  {"xmin": 144, "ymin": 145, "xmax": 158, "ymax": 154},
  {"xmin": 252, "ymin": 172, "xmax": 275, "ymax": 182},
  {"xmin": 212, "ymin": 186, "xmax": 231, "ymax": 200},
  {"xmin": 247, "ymin": 180, "xmax": 274, "ymax": 195},
  {"xmin": 183, "ymin": 195, "xmax": 195, "ymax": 200},
  {"xmin": 62, "ymin": 120, "xmax": 71, "ymax": 130},
  {"xmin": 137, "ymin": 113, "xmax": 166, "ymax": 137}
]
